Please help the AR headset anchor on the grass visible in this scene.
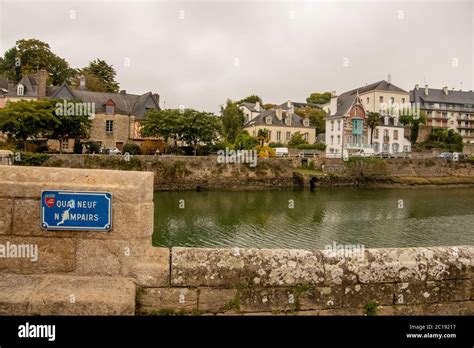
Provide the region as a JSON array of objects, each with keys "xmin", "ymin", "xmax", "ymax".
[
  {"xmin": 294, "ymin": 168, "xmax": 324, "ymax": 176},
  {"xmin": 364, "ymin": 301, "xmax": 378, "ymax": 316}
]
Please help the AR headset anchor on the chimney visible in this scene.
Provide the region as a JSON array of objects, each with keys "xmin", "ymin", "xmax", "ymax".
[
  {"xmin": 330, "ymin": 91, "xmax": 337, "ymax": 98},
  {"xmin": 79, "ymin": 75, "xmax": 86, "ymax": 90},
  {"xmin": 387, "ymin": 74, "xmax": 391, "ymax": 84},
  {"xmin": 36, "ymin": 69, "xmax": 48, "ymax": 98},
  {"xmin": 330, "ymin": 95, "xmax": 338, "ymax": 115},
  {"xmin": 120, "ymin": 90, "xmax": 127, "ymax": 94},
  {"xmin": 415, "ymin": 84, "xmax": 419, "ymax": 91},
  {"xmin": 443, "ymin": 86, "xmax": 448, "ymax": 95},
  {"xmin": 255, "ymin": 101, "xmax": 261, "ymax": 111},
  {"xmin": 425, "ymin": 85, "xmax": 429, "ymax": 96},
  {"xmin": 287, "ymin": 100, "xmax": 292, "ymax": 108},
  {"xmin": 275, "ymin": 108, "xmax": 283, "ymax": 120}
]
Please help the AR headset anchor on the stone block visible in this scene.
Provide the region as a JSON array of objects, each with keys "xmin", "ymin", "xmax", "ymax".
[
  {"xmin": 0, "ymin": 273, "xmax": 44, "ymax": 315},
  {"xmin": 75, "ymin": 240, "xmax": 169, "ymax": 287},
  {"xmin": 13, "ymin": 199, "xmax": 153, "ymax": 240},
  {"xmin": 197, "ymin": 288, "xmax": 238, "ymax": 313},
  {"xmin": 239, "ymin": 288, "xmax": 298, "ymax": 313},
  {"xmin": 171, "ymin": 247, "xmax": 324, "ymax": 287},
  {"xmin": 138, "ymin": 288, "xmax": 198, "ymax": 314},
  {"xmin": 377, "ymin": 301, "xmax": 474, "ymax": 316},
  {"xmin": 0, "ymin": 236, "xmax": 75, "ymax": 274},
  {"xmin": 0, "ymin": 199, "xmax": 12, "ymax": 235}
]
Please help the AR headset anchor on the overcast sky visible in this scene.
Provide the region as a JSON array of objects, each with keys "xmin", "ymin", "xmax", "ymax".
[{"xmin": 0, "ymin": 0, "xmax": 473, "ymax": 113}]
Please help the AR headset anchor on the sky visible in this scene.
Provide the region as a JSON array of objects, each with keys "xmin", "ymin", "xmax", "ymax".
[{"xmin": 0, "ymin": 0, "xmax": 473, "ymax": 113}]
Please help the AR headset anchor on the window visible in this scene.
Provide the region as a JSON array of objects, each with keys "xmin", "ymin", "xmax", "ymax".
[
  {"xmin": 17, "ymin": 84, "xmax": 24, "ymax": 96},
  {"xmin": 401, "ymin": 98, "xmax": 405, "ymax": 103},
  {"xmin": 61, "ymin": 139, "xmax": 69, "ymax": 151},
  {"xmin": 379, "ymin": 96, "xmax": 384, "ymax": 103},
  {"xmin": 268, "ymin": 130, "xmax": 272, "ymax": 140},
  {"xmin": 394, "ymin": 130, "xmax": 399, "ymax": 140},
  {"xmin": 276, "ymin": 131, "xmax": 281, "ymax": 141},
  {"xmin": 331, "ymin": 121, "xmax": 334, "ymax": 131},
  {"xmin": 286, "ymin": 131, "xmax": 291, "ymax": 141},
  {"xmin": 392, "ymin": 143, "xmax": 399, "ymax": 153},
  {"xmin": 304, "ymin": 133, "xmax": 309, "ymax": 141},
  {"xmin": 337, "ymin": 120, "xmax": 341, "ymax": 131},
  {"xmin": 374, "ymin": 129, "xmax": 379, "ymax": 139},
  {"xmin": 106, "ymin": 105, "xmax": 115, "ymax": 115},
  {"xmin": 106, "ymin": 120, "xmax": 114, "ymax": 133},
  {"xmin": 337, "ymin": 135, "xmax": 340, "ymax": 144},
  {"xmin": 285, "ymin": 117, "xmax": 292, "ymax": 126},
  {"xmin": 373, "ymin": 142, "xmax": 379, "ymax": 153},
  {"xmin": 266, "ymin": 116, "xmax": 272, "ymax": 125},
  {"xmin": 303, "ymin": 119, "xmax": 309, "ymax": 127},
  {"xmin": 366, "ymin": 97, "xmax": 369, "ymax": 104},
  {"xmin": 330, "ymin": 135, "xmax": 334, "ymax": 145},
  {"xmin": 390, "ymin": 97, "xmax": 395, "ymax": 104}
]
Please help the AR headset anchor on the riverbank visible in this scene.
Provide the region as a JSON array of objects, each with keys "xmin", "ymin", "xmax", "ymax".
[{"xmin": 36, "ymin": 154, "xmax": 474, "ymax": 191}]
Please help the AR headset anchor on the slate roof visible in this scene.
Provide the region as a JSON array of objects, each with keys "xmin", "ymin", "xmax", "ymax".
[
  {"xmin": 279, "ymin": 101, "xmax": 322, "ymax": 110},
  {"xmin": 410, "ymin": 88, "xmax": 474, "ymax": 106},
  {"xmin": 245, "ymin": 108, "xmax": 312, "ymax": 128},
  {"xmin": 51, "ymin": 84, "xmax": 160, "ymax": 118},
  {"xmin": 0, "ymin": 77, "xmax": 8, "ymax": 90},
  {"xmin": 240, "ymin": 102, "xmax": 261, "ymax": 112}
]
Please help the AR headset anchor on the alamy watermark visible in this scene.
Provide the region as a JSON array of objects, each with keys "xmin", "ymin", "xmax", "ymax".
[
  {"xmin": 0, "ymin": 241, "xmax": 38, "ymax": 262},
  {"xmin": 217, "ymin": 147, "xmax": 258, "ymax": 167},
  {"xmin": 55, "ymin": 100, "xmax": 95, "ymax": 119},
  {"xmin": 323, "ymin": 241, "xmax": 365, "ymax": 260}
]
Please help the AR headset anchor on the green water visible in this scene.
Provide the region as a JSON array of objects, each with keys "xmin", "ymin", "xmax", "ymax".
[{"xmin": 153, "ymin": 187, "xmax": 474, "ymax": 250}]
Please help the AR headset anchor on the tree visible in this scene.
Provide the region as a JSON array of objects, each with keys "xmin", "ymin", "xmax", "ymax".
[
  {"xmin": 263, "ymin": 103, "xmax": 277, "ymax": 110},
  {"xmin": 306, "ymin": 92, "xmax": 332, "ymax": 105},
  {"xmin": 141, "ymin": 109, "xmax": 183, "ymax": 154},
  {"xmin": 367, "ymin": 112, "xmax": 380, "ymax": 144},
  {"xmin": 0, "ymin": 39, "xmax": 75, "ymax": 85},
  {"xmin": 234, "ymin": 130, "xmax": 257, "ymax": 150},
  {"xmin": 180, "ymin": 109, "xmax": 221, "ymax": 156},
  {"xmin": 122, "ymin": 142, "xmax": 141, "ymax": 155},
  {"xmin": 237, "ymin": 95, "xmax": 263, "ymax": 105},
  {"xmin": 287, "ymin": 132, "xmax": 308, "ymax": 148},
  {"xmin": 71, "ymin": 69, "xmax": 108, "ymax": 92},
  {"xmin": 81, "ymin": 59, "xmax": 120, "ymax": 93},
  {"xmin": 0, "ymin": 99, "xmax": 59, "ymax": 150},
  {"xmin": 256, "ymin": 128, "xmax": 270, "ymax": 146},
  {"xmin": 50, "ymin": 99, "xmax": 92, "ymax": 153},
  {"xmin": 221, "ymin": 100, "xmax": 245, "ymax": 143},
  {"xmin": 294, "ymin": 107, "xmax": 326, "ymax": 133},
  {"xmin": 399, "ymin": 112, "xmax": 427, "ymax": 143}
]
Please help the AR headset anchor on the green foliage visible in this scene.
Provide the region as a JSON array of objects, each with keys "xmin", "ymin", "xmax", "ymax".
[
  {"xmin": 180, "ymin": 109, "xmax": 221, "ymax": 156},
  {"xmin": 82, "ymin": 141, "xmax": 100, "ymax": 154},
  {"xmin": 255, "ymin": 145, "xmax": 275, "ymax": 158},
  {"xmin": 418, "ymin": 128, "xmax": 464, "ymax": 152},
  {"xmin": 263, "ymin": 103, "xmax": 277, "ymax": 110},
  {"xmin": 73, "ymin": 138, "xmax": 82, "ymax": 154},
  {"xmin": 80, "ymin": 58, "xmax": 120, "ymax": 93},
  {"xmin": 0, "ymin": 99, "xmax": 59, "ymax": 151},
  {"xmin": 222, "ymin": 296, "xmax": 241, "ymax": 312},
  {"xmin": 122, "ymin": 142, "xmax": 141, "ymax": 155},
  {"xmin": 367, "ymin": 112, "xmax": 380, "ymax": 144},
  {"xmin": 0, "ymin": 39, "xmax": 75, "ymax": 84},
  {"xmin": 296, "ymin": 143, "xmax": 326, "ymax": 150},
  {"xmin": 294, "ymin": 107, "xmax": 326, "ymax": 132},
  {"xmin": 221, "ymin": 100, "xmax": 245, "ymax": 143},
  {"xmin": 287, "ymin": 132, "xmax": 308, "ymax": 148},
  {"xmin": 256, "ymin": 128, "xmax": 270, "ymax": 146},
  {"xmin": 306, "ymin": 92, "xmax": 332, "ymax": 105},
  {"xmin": 268, "ymin": 142, "xmax": 285, "ymax": 148},
  {"xmin": 237, "ymin": 95, "xmax": 263, "ymax": 105},
  {"xmin": 234, "ymin": 130, "xmax": 257, "ymax": 150},
  {"xmin": 13, "ymin": 152, "xmax": 49, "ymax": 166},
  {"xmin": 364, "ymin": 301, "xmax": 378, "ymax": 316}
]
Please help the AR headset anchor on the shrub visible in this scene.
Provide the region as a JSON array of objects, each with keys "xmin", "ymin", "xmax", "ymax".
[
  {"xmin": 255, "ymin": 145, "xmax": 275, "ymax": 158},
  {"xmin": 296, "ymin": 143, "xmax": 326, "ymax": 151},
  {"xmin": 141, "ymin": 140, "xmax": 161, "ymax": 155},
  {"xmin": 287, "ymin": 132, "xmax": 308, "ymax": 148},
  {"xmin": 83, "ymin": 141, "xmax": 101, "ymax": 154},
  {"xmin": 14, "ymin": 152, "xmax": 50, "ymax": 166},
  {"xmin": 268, "ymin": 142, "xmax": 285, "ymax": 148},
  {"xmin": 73, "ymin": 139, "xmax": 82, "ymax": 154},
  {"xmin": 122, "ymin": 142, "xmax": 141, "ymax": 155}
]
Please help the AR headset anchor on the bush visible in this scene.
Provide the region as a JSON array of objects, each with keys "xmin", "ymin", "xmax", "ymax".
[
  {"xmin": 14, "ymin": 152, "xmax": 50, "ymax": 166},
  {"xmin": 141, "ymin": 140, "xmax": 161, "ymax": 155},
  {"xmin": 73, "ymin": 139, "xmax": 82, "ymax": 154},
  {"xmin": 268, "ymin": 142, "xmax": 285, "ymax": 148},
  {"xmin": 296, "ymin": 143, "xmax": 326, "ymax": 151},
  {"xmin": 83, "ymin": 141, "xmax": 101, "ymax": 154},
  {"xmin": 287, "ymin": 132, "xmax": 308, "ymax": 148},
  {"xmin": 122, "ymin": 142, "xmax": 141, "ymax": 155},
  {"xmin": 234, "ymin": 131, "xmax": 257, "ymax": 150},
  {"xmin": 255, "ymin": 145, "xmax": 275, "ymax": 158}
]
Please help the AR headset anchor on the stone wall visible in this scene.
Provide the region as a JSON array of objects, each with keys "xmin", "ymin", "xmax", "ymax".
[
  {"xmin": 137, "ymin": 246, "xmax": 473, "ymax": 316},
  {"xmin": 0, "ymin": 165, "xmax": 169, "ymax": 315}
]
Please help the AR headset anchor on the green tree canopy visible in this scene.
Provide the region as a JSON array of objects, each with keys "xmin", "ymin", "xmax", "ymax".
[
  {"xmin": 306, "ymin": 92, "xmax": 332, "ymax": 105},
  {"xmin": 234, "ymin": 130, "xmax": 257, "ymax": 150},
  {"xmin": 180, "ymin": 109, "xmax": 221, "ymax": 155},
  {"xmin": 0, "ymin": 39, "xmax": 75, "ymax": 85},
  {"xmin": 237, "ymin": 95, "xmax": 263, "ymax": 105},
  {"xmin": 79, "ymin": 59, "xmax": 120, "ymax": 93},
  {"xmin": 141, "ymin": 109, "xmax": 183, "ymax": 153},
  {"xmin": 367, "ymin": 112, "xmax": 380, "ymax": 144},
  {"xmin": 221, "ymin": 99, "xmax": 245, "ymax": 143},
  {"xmin": 256, "ymin": 128, "xmax": 270, "ymax": 146},
  {"xmin": 287, "ymin": 132, "xmax": 308, "ymax": 148},
  {"xmin": 294, "ymin": 107, "xmax": 326, "ymax": 133}
]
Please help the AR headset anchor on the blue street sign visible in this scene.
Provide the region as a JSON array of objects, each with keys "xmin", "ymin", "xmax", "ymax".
[{"xmin": 40, "ymin": 190, "xmax": 112, "ymax": 231}]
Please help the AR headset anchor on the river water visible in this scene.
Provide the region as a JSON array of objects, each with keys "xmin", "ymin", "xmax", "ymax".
[{"xmin": 153, "ymin": 187, "xmax": 474, "ymax": 250}]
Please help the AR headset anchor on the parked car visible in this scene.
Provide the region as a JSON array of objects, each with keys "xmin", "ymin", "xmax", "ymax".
[
  {"xmin": 298, "ymin": 149, "xmax": 319, "ymax": 158},
  {"xmin": 105, "ymin": 147, "xmax": 122, "ymax": 155},
  {"xmin": 275, "ymin": 147, "xmax": 289, "ymax": 157},
  {"xmin": 452, "ymin": 152, "xmax": 468, "ymax": 161},
  {"xmin": 437, "ymin": 152, "xmax": 452, "ymax": 160},
  {"xmin": 352, "ymin": 148, "xmax": 375, "ymax": 157}
]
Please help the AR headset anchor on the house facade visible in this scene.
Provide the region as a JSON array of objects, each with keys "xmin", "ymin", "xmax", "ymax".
[
  {"xmin": 0, "ymin": 70, "xmax": 161, "ymax": 152},
  {"xmin": 240, "ymin": 100, "xmax": 317, "ymax": 144},
  {"xmin": 410, "ymin": 85, "xmax": 474, "ymax": 144},
  {"xmin": 325, "ymin": 80, "xmax": 411, "ymax": 157}
]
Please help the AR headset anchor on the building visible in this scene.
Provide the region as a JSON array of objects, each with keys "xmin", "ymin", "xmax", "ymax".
[
  {"xmin": 0, "ymin": 71, "xmax": 161, "ymax": 152},
  {"xmin": 410, "ymin": 85, "xmax": 474, "ymax": 144},
  {"xmin": 240, "ymin": 100, "xmax": 317, "ymax": 144},
  {"xmin": 325, "ymin": 80, "xmax": 411, "ymax": 157}
]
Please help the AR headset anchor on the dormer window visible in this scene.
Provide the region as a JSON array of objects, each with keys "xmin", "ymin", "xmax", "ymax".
[
  {"xmin": 303, "ymin": 119, "xmax": 310, "ymax": 127},
  {"xmin": 105, "ymin": 99, "xmax": 116, "ymax": 115},
  {"xmin": 265, "ymin": 116, "xmax": 272, "ymax": 125},
  {"xmin": 384, "ymin": 116, "xmax": 389, "ymax": 126},
  {"xmin": 17, "ymin": 84, "xmax": 24, "ymax": 96},
  {"xmin": 285, "ymin": 117, "xmax": 292, "ymax": 126}
]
